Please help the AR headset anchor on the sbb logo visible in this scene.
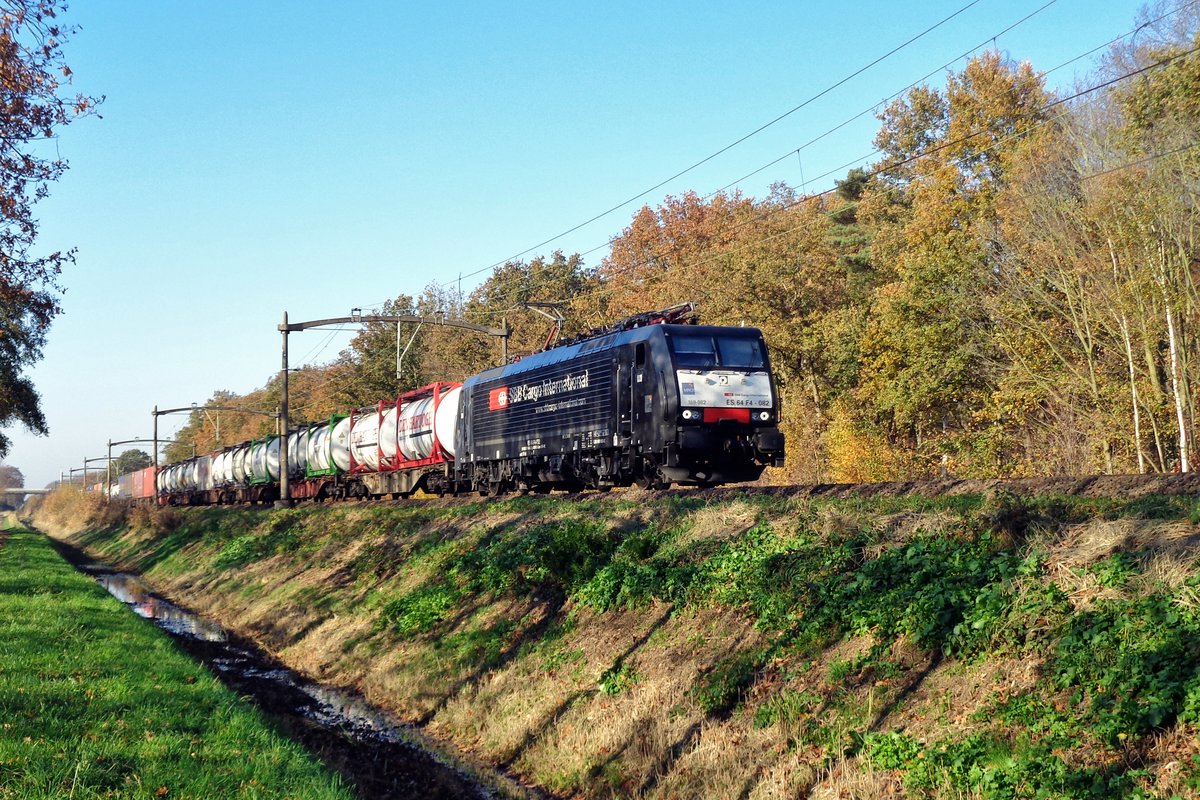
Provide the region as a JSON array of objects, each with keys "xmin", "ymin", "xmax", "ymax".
[{"xmin": 489, "ymin": 387, "xmax": 509, "ymax": 410}]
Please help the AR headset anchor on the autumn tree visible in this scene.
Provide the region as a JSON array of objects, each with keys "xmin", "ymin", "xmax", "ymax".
[
  {"xmin": 602, "ymin": 187, "xmax": 845, "ymax": 479},
  {"xmin": 0, "ymin": 463, "xmax": 23, "ymax": 489},
  {"xmin": 0, "ymin": 1, "xmax": 99, "ymax": 456},
  {"xmin": 601, "ymin": 191, "xmax": 758, "ymax": 319},
  {"xmin": 321, "ymin": 295, "xmax": 426, "ymax": 409},
  {"xmin": 1110, "ymin": 24, "xmax": 1200, "ymax": 472},
  {"xmin": 163, "ymin": 390, "xmax": 277, "ymax": 462},
  {"xmin": 472, "ymin": 252, "xmax": 598, "ymax": 355},
  {"xmin": 112, "ymin": 449, "xmax": 150, "ymax": 476},
  {"xmin": 987, "ymin": 7, "xmax": 1200, "ymax": 475},
  {"xmin": 841, "ymin": 53, "xmax": 1051, "ymax": 478}
]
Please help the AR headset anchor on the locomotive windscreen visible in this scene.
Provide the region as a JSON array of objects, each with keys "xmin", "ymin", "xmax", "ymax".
[{"xmin": 669, "ymin": 334, "xmax": 766, "ymax": 370}]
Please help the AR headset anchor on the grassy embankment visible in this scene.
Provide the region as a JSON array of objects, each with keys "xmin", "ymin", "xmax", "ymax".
[
  {"xmin": 0, "ymin": 517, "xmax": 354, "ymax": 800},
  {"xmin": 32, "ymin": 485, "xmax": 1200, "ymax": 798}
]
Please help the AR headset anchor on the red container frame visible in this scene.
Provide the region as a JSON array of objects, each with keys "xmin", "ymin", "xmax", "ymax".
[{"xmin": 344, "ymin": 381, "xmax": 461, "ymax": 474}]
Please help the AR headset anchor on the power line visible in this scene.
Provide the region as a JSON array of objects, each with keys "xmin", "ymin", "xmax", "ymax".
[
  {"xmin": 635, "ymin": 45, "xmax": 1200, "ymax": 286},
  {"xmin": 503, "ymin": 42, "xmax": 1200, "ymax": 314},
  {"xmin": 569, "ymin": 0, "xmax": 1078, "ymax": 269},
  {"xmin": 462, "ymin": 0, "xmax": 1196, "ymax": 314},
  {"xmin": 441, "ymin": 0, "xmax": 990, "ymax": 289},
  {"xmin": 296, "ymin": 324, "xmax": 348, "ymax": 367}
]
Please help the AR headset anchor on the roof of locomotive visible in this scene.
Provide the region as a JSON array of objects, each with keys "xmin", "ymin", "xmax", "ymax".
[{"xmin": 462, "ymin": 323, "xmax": 766, "ymax": 388}]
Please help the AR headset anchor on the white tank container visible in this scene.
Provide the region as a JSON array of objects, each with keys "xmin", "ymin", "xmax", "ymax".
[
  {"xmin": 397, "ymin": 397, "xmax": 434, "ymax": 460},
  {"xmin": 287, "ymin": 429, "xmax": 307, "ymax": 477},
  {"xmin": 379, "ymin": 406, "xmax": 399, "ymax": 463},
  {"xmin": 232, "ymin": 445, "xmax": 250, "ymax": 483},
  {"xmin": 435, "ymin": 386, "xmax": 461, "ymax": 459},
  {"xmin": 349, "ymin": 410, "xmax": 381, "ymax": 471},
  {"xmin": 331, "ymin": 415, "xmax": 352, "ymax": 472},
  {"xmin": 249, "ymin": 441, "xmax": 269, "ymax": 483},
  {"xmin": 198, "ymin": 456, "xmax": 213, "ymax": 491},
  {"xmin": 380, "ymin": 385, "xmax": 462, "ymax": 463},
  {"xmin": 266, "ymin": 436, "xmax": 280, "ymax": 480},
  {"xmin": 308, "ymin": 424, "xmax": 333, "ymax": 473}
]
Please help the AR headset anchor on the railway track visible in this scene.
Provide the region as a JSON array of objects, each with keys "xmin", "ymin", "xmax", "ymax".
[
  {"xmin": 684, "ymin": 472, "xmax": 1200, "ymax": 503},
  {"xmin": 145, "ymin": 471, "xmax": 1200, "ymax": 512}
]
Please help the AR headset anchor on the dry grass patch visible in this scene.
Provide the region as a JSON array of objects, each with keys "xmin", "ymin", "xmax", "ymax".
[
  {"xmin": 648, "ymin": 718, "xmax": 783, "ymax": 799},
  {"xmin": 881, "ymin": 655, "xmax": 1041, "ymax": 744},
  {"xmin": 745, "ymin": 747, "xmax": 824, "ymax": 799},
  {"xmin": 431, "ymin": 603, "xmax": 767, "ymax": 796},
  {"xmin": 289, "ymin": 613, "xmax": 378, "ymax": 682},
  {"xmin": 809, "ymin": 754, "xmax": 905, "ymax": 799},
  {"xmin": 874, "ymin": 510, "xmax": 960, "ymax": 542},
  {"xmin": 359, "ymin": 593, "xmax": 546, "ymax": 722},
  {"xmin": 674, "ymin": 499, "xmax": 762, "ymax": 549},
  {"xmin": 31, "ymin": 485, "xmax": 108, "ymax": 536},
  {"xmin": 1046, "ymin": 518, "xmax": 1200, "ymax": 608},
  {"xmin": 1133, "ymin": 725, "xmax": 1200, "ymax": 797},
  {"xmin": 436, "ymin": 603, "xmax": 675, "ymax": 763}
]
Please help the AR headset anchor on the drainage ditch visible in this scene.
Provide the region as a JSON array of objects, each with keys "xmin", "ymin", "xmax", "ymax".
[{"xmin": 63, "ymin": 548, "xmax": 538, "ymax": 800}]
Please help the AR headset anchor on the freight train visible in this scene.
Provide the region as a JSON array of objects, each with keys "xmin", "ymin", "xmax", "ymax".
[{"xmin": 145, "ymin": 306, "xmax": 786, "ymax": 505}]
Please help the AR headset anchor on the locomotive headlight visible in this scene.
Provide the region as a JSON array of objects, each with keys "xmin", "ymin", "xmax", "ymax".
[
  {"xmin": 756, "ymin": 410, "xmax": 772, "ymax": 422},
  {"xmin": 681, "ymin": 409, "xmax": 697, "ymax": 421}
]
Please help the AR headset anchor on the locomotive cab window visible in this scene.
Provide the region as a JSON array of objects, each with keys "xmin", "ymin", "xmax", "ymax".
[
  {"xmin": 670, "ymin": 335, "xmax": 765, "ymax": 370},
  {"xmin": 717, "ymin": 337, "xmax": 765, "ymax": 369}
]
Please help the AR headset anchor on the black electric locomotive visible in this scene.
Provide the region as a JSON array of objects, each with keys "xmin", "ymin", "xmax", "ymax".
[{"xmin": 455, "ymin": 315, "xmax": 785, "ymax": 494}]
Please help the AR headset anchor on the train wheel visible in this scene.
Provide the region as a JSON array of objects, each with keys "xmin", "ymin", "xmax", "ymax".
[{"xmin": 636, "ymin": 475, "xmax": 669, "ymax": 491}]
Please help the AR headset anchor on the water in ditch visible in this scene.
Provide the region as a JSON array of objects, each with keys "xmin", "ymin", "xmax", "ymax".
[{"xmin": 77, "ymin": 561, "xmax": 533, "ymax": 800}]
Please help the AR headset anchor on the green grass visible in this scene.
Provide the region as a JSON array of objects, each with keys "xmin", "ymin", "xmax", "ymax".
[
  {"xmin": 43, "ymin": 489, "xmax": 1200, "ymax": 799},
  {"xmin": 0, "ymin": 527, "xmax": 353, "ymax": 800}
]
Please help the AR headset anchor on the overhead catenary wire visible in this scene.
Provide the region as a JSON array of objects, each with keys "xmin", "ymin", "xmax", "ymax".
[
  {"xmin": 460, "ymin": 0, "xmax": 1198, "ymax": 315},
  {"xmin": 267, "ymin": 81, "xmax": 1200, "ymax": 426},
  {"xmin": 681, "ymin": 50, "xmax": 1200, "ymax": 279},
  {"xmin": 295, "ymin": 324, "xmax": 349, "ymax": 367},
  {"xmin": 438, "ymin": 0, "xmax": 991, "ymax": 291},
  {"xmin": 238, "ymin": 12, "xmax": 1200, "ymax": 434},
  {"xmin": 500, "ymin": 42, "xmax": 1200, "ymax": 314},
  {"xmin": 286, "ymin": 139, "xmax": 1200, "ymax": 418},
  {"xmin": 697, "ymin": 0, "xmax": 1072, "ymax": 203}
]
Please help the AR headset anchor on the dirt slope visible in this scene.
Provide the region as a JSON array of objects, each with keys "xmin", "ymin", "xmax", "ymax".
[{"xmin": 31, "ymin": 484, "xmax": 1200, "ymax": 798}]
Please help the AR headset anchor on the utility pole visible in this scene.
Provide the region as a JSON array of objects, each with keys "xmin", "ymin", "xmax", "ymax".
[
  {"xmin": 152, "ymin": 405, "xmax": 274, "ymax": 470},
  {"xmin": 275, "ymin": 309, "xmax": 510, "ymax": 509},
  {"xmin": 278, "ymin": 310, "xmax": 290, "ymax": 507}
]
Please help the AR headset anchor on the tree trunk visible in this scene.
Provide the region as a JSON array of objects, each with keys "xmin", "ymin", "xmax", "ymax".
[
  {"xmin": 1165, "ymin": 302, "xmax": 1190, "ymax": 472},
  {"xmin": 1119, "ymin": 315, "xmax": 1147, "ymax": 473}
]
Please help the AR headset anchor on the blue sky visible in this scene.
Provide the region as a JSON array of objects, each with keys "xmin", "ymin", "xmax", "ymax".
[{"xmin": 6, "ymin": 0, "xmax": 1156, "ymax": 487}]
